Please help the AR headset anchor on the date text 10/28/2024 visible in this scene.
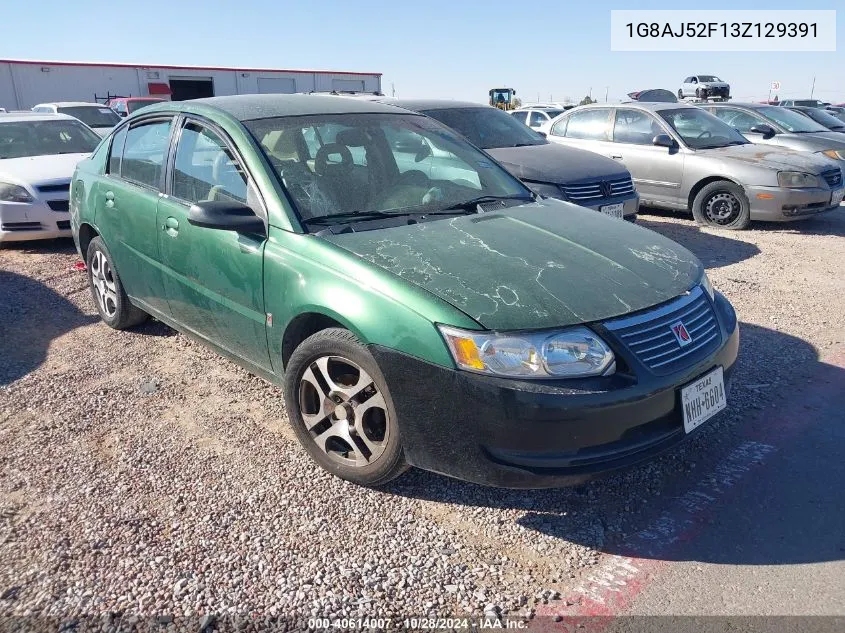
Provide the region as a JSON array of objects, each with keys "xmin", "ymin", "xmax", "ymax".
[{"xmin": 308, "ymin": 617, "xmax": 529, "ymax": 630}]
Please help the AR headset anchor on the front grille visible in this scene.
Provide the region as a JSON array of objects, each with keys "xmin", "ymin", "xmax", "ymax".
[
  {"xmin": 56, "ymin": 220, "xmax": 71, "ymax": 230},
  {"xmin": 1, "ymin": 222, "xmax": 42, "ymax": 231},
  {"xmin": 37, "ymin": 183, "xmax": 70, "ymax": 193},
  {"xmin": 604, "ymin": 287, "xmax": 722, "ymax": 376},
  {"xmin": 562, "ymin": 176, "xmax": 634, "ymax": 202},
  {"xmin": 822, "ymin": 169, "xmax": 842, "ymax": 188},
  {"xmin": 46, "ymin": 200, "xmax": 69, "ymax": 212}
]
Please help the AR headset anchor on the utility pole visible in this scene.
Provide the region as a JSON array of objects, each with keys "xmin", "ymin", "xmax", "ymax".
[
  {"xmin": 605, "ymin": 86, "xmax": 609, "ymax": 102},
  {"xmin": 810, "ymin": 76, "xmax": 816, "ymax": 99},
  {"xmin": 391, "ymin": 82, "xmax": 395, "ymax": 97}
]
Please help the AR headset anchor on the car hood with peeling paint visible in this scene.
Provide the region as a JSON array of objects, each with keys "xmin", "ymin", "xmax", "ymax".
[{"xmin": 321, "ymin": 199, "xmax": 702, "ymax": 331}]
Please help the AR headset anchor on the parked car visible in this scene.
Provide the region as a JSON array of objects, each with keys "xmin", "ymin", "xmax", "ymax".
[
  {"xmin": 779, "ymin": 99, "xmax": 830, "ymax": 108},
  {"xmin": 387, "ymin": 100, "xmax": 639, "ymax": 221},
  {"xmin": 1, "ymin": 113, "xmax": 101, "ymax": 244},
  {"xmin": 510, "ymin": 105, "xmax": 573, "ymax": 132},
  {"xmin": 70, "ymin": 94, "xmax": 739, "ymax": 488},
  {"xmin": 32, "ymin": 102, "xmax": 121, "ymax": 137},
  {"xmin": 706, "ymin": 102, "xmax": 845, "ymax": 166},
  {"xmin": 104, "ymin": 97, "xmax": 165, "ymax": 117},
  {"xmin": 821, "ymin": 106, "xmax": 845, "ymax": 124},
  {"xmin": 785, "ymin": 106, "xmax": 845, "ymax": 133},
  {"xmin": 678, "ymin": 75, "xmax": 730, "ymax": 101},
  {"xmin": 545, "ymin": 102, "xmax": 844, "ymax": 229},
  {"xmin": 627, "ymin": 89, "xmax": 678, "ymax": 103}
]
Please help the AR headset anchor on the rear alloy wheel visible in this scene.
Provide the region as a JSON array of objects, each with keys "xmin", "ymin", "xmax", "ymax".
[
  {"xmin": 677, "ymin": 89, "xmax": 684, "ymax": 100},
  {"xmin": 86, "ymin": 236, "xmax": 148, "ymax": 329},
  {"xmin": 692, "ymin": 181, "xmax": 751, "ymax": 230},
  {"xmin": 284, "ymin": 328, "xmax": 408, "ymax": 486}
]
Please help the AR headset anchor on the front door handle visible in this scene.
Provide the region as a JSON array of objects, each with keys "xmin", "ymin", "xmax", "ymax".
[
  {"xmin": 610, "ymin": 155, "xmax": 623, "ymax": 160},
  {"xmin": 163, "ymin": 216, "xmax": 179, "ymax": 237},
  {"xmin": 104, "ymin": 190, "xmax": 115, "ymax": 208}
]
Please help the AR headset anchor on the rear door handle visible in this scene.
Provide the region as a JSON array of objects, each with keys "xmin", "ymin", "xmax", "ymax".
[
  {"xmin": 163, "ymin": 216, "xmax": 179, "ymax": 237},
  {"xmin": 611, "ymin": 155, "xmax": 623, "ymax": 160}
]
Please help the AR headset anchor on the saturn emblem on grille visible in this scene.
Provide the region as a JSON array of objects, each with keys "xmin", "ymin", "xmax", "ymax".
[{"xmin": 670, "ymin": 321, "xmax": 693, "ymax": 347}]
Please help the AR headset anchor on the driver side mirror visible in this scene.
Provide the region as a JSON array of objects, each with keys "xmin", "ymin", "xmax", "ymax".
[
  {"xmin": 537, "ymin": 131, "xmax": 547, "ymax": 138},
  {"xmin": 187, "ymin": 200, "xmax": 265, "ymax": 235},
  {"xmin": 652, "ymin": 134, "xmax": 677, "ymax": 149},
  {"xmin": 749, "ymin": 124, "xmax": 776, "ymax": 139}
]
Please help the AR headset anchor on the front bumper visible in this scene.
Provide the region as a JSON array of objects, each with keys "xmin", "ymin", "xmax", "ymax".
[
  {"xmin": 745, "ymin": 184, "xmax": 843, "ymax": 221},
  {"xmin": 0, "ymin": 200, "xmax": 71, "ymax": 243},
  {"xmin": 582, "ymin": 193, "xmax": 640, "ymax": 220},
  {"xmin": 373, "ymin": 292, "xmax": 739, "ymax": 488}
]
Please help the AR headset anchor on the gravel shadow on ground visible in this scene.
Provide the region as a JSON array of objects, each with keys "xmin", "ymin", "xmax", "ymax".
[{"xmin": 0, "ymin": 269, "xmax": 98, "ymax": 386}]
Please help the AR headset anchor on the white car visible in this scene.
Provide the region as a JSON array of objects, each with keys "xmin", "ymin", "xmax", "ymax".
[
  {"xmin": 678, "ymin": 75, "xmax": 731, "ymax": 101},
  {"xmin": 31, "ymin": 101, "xmax": 122, "ymax": 137},
  {"xmin": 0, "ymin": 113, "xmax": 101, "ymax": 244},
  {"xmin": 510, "ymin": 105, "xmax": 575, "ymax": 133}
]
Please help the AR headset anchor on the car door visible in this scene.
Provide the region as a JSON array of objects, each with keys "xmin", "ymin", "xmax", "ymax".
[
  {"xmin": 95, "ymin": 116, "xmax": 174, "ymax": 316},
  {"xmin": 528, "ymin": 111, "xmax": 548, "ymax": 130},
  {"xmin": 610, "ymin": 108, "xmax": 686, "ymax": 206},
  {"xmin": 681, "ymin": 77, "xmax": 693, "ymax": 97},
  {"xmin": 156, "ymin": 116, "xmax": 271, "ymax": 370}
]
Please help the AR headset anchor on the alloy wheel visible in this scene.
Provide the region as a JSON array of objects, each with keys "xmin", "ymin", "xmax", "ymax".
[
  {"xmin": 298, "ymin": 355, "xmax": 390, "ymax": 468},
  {"xmin": 703, "ymin": 191, "xmax": 741, "ymax": 225},
  {"xmin": 90, "ymin": 250, "xmax": 118, "ymax": 318}
]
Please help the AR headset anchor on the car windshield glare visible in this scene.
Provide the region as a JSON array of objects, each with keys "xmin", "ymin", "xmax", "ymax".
[
  {"xmin": 245, "ymin": 113, "xmax": 530, "ymax": 226},
  {"xmin": 800, "ymin": 108, "xmax": 845, "ymax": 129},
  {"xmin": 0, "ymin": 119, "xmax": 101, "ymax": 159},
  {"xmin": 756, "ymin": 106, "xmax": 828, "ymax": 133},
  {"xmin": 423, "ymin": 107, "xmax": 547, "ymax": 149},
  {"xmin": 658, "ymin": 108, "xmax": 749, "ymax": 149},
  {"xmin": 57, "ymin": 106, "xmax": 121, "ymax": 128}
]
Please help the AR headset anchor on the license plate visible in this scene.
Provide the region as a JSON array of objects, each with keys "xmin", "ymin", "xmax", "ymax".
[
  {"xmin": 681, "ymin": 367, "xmax": 727, "ymax": 434},
  {"xmin": 600, "ymin": 203, "xmax": 624, "ymax": 219},
  {"xmin": 832, "ymin": 187, "xmax": 845, "ymax": 206}
]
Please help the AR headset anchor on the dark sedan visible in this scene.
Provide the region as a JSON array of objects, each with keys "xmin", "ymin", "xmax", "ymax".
[
  {"xmin": 786, "ymin": 106, "xmax": 845, "ymax": 133},
  {"xmin": 386, "ymin": 99, "xmax": 640, "ymax": 221}
]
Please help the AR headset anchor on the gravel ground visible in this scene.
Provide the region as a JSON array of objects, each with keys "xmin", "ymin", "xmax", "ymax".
[{"xmin": 1, "ymin": 208, "xmax": 844, "ymax": 629}]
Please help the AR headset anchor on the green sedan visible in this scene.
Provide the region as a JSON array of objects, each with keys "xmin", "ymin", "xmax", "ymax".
[{"xmin": 70, "ymin": 95, "xmax": 739, "ymax": 488}]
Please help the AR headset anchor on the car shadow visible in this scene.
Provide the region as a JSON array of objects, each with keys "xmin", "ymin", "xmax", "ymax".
[
  {"xmin": 0, "ymin": 237, "xmax": 78, "ymax": 256},
  {"xmin": 636, "ymin": 209, "xmax": 761, "ymax": 268},
  {"xmin": 386, "ymin": 322, "xmax": 845, "ymax": 566},
  {"xmin": 0, "ymin": 269, "xmax": 99, "ymax": 386}
]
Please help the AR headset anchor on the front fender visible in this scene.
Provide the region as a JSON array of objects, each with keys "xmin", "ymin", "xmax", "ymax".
[{"xmin": 263, "ymin": 227, "xmax": 481, "ymax": 374}]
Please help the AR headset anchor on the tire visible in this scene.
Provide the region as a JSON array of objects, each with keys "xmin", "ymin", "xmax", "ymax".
[
  {"xmin": 86, "ymin": 236, "xmax": 148, "ymax": 329},
  {"xmin": 284, "ymin": 328, "xmax": 409, "ymax": 487},
  {"xmin": 695, "ymin": 88, "xmax": 701, "ymax": 99},
  {"xmin": 691, "ymin": 181, "xmax": 752, "ymax": 230},
  {"xmin": 677, "ymin": 89, "xmax": 684, "ymax": 100}
]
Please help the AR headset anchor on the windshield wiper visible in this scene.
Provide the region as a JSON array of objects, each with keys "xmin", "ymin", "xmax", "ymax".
[
  {"xmin": 437, "ymin": 194, "xmax": 534, "ymax": 213},
  {"xmin": 301, "ymin": 210, "xmax": 406, "ymax": 226}
]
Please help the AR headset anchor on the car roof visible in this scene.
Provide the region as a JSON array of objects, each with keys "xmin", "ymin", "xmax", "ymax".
[
  {"xmin": 34, "ymin": 101, "xmax": 105, "ymax": 108},
  {"xmin": 575, "ymin": 102, "xmax": 694, "ymax": 113},
  {"xmin": 387, "ymin": 99, "xmax": 488, "ymax": 111},
  {"xmin": 0, "ymin": 112, "xmax": 76, "ymax": 123},
  {"xmin": 708, "ymin": 102, "xmax": 766, "ymax": 109},
  {"xmin": 143, "ymin": 94, "xmax": 418, "ymax": 121}
]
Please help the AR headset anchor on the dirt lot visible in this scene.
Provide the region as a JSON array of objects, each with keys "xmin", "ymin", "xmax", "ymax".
[{"xmin": 1, "ymin": 209, "xmax": 844, "ymax": 628}]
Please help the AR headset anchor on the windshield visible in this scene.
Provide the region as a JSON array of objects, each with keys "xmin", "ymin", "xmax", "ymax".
[
  {"xmin": 421, "ymin": 107, "xmax": 546, "ymax": 149},
  {"xmin": 0, "ymin": 119, "xmax": 101, "ymax": 159},
  {"xmin": 246, "ymin": 113, "xmax": 531, "ymax": 227},
  {"xmin": 128, "ymin": 99, "xmax": 164, "ymax": 113},
  {"xmin": 755, "ymin": 106, "xmax": 828, "ymax": 133},
  {"xmin": 658, "ymin": 108, "xmax": 749, "ymax": 149},
  {"xmin": 57, "ymin": 106, "xmax": 121, "ymax": 128},
  {"xmin": 795, "ymin": 108, "xmax": 845, "ymax": 130},
  {"xmin": 542, "ymin": 109, "xmax": 565, "ymax": 118},
  {"xmin": 697, "ymin": 75, "xmax": 721, "ymax": 82}
]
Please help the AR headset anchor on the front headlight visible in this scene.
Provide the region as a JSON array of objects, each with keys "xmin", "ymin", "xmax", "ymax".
[
  {"xmin": 777, "ymin": 171, "xmax": 820, "ymax": 188},
  {"xmin": 0, "ymin": 182, "xmax": 34, "ymax": 203},
  {"xmin": 438, "ymin": 325, "xmax": 615, "ymax": 378},
  {"xmin": 700, "ymin": 271, "xmax": 715, "ymax": 301},
  {"xmin": 526, "ymin": 181, "xmax": 564, "ymax": 200},
  {"xmin": 821, "ymin": 149, "xmax": 845, "ymax": 161}
]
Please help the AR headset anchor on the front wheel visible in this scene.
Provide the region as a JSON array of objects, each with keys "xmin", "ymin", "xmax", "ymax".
[
  {"xmin": 284, "ymin": 328, "xmax": 408, "ymax": 487},
  {"xmin": 691, "ymin": 181, "xmax": 751, "ymax": 230},
  {"xmin": 86, "ymin": 236, "xmax": 148, "ymax": 329}
]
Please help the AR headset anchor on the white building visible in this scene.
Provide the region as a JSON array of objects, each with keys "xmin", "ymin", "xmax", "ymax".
[{"xmin": 0, "ymin": 59, "xmax": 382, "ymax": 110}]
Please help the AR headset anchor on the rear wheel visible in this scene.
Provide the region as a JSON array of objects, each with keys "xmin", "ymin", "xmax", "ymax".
[
  {"xmin": 284, "ymin": 328, "xmax": 408, "ymax": 487},
  {"xmin": 677, "ymin": 89, "xmax": 684, "ymax": 100},
  {"xmin": 86, "ymin": 236, "xmax": 148, "ymax": 329},
  {"xmin": 692, "ymin": 181, "xmax": 751, "ymax": 230}
]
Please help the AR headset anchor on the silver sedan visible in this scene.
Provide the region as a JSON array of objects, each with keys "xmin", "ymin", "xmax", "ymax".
[{"xmin": 545, "ymin": 102, "xmax": 844, "ymax": 229}]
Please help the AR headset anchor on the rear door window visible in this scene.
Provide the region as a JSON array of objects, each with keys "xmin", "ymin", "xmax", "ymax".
[{"xmin": 119, "ymin": 119, "xmax": 173, "ymax": 189}]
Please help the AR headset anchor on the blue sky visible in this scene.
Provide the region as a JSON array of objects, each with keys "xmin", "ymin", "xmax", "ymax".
[{"xmin": 2, "ymin": 0, "xmax": 842, "ymax": 104}]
